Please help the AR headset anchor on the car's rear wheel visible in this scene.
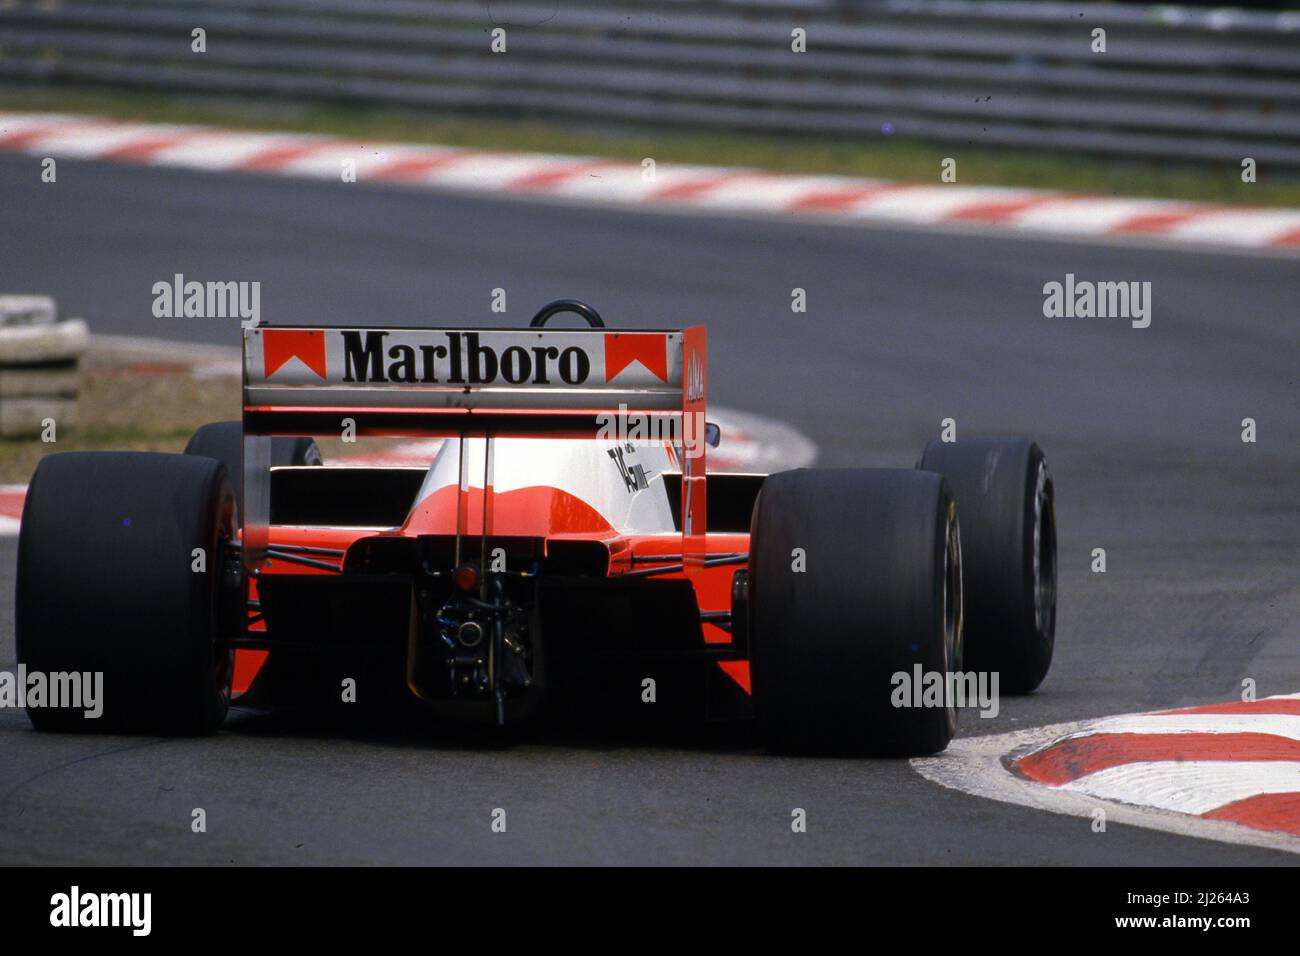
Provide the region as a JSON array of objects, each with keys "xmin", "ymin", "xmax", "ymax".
[
  {"xmin": 16, "ymin": 452, "xmax": 239, "ymax": 733},
  {"xmin": 918, "ymin": 438, "xmax": 1056, "ymax": 693},
  {"xmin": 747, "ymin": 468, "xmax": 961, "ymax": 756}
]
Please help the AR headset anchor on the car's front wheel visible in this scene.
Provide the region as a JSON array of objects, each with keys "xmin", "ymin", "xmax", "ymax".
[
  {"xmin": 918, "ymin": 438, "xmax": 1056, "ymax": 693},
  {"xmin": 184, "ymin": 420, "xmax": 321, "ymax": 514}
]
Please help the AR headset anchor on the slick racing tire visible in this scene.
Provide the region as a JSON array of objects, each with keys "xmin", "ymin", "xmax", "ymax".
[
  {"xmin": 184, "ymin": 420, "xmax": 321, "ymax": 513},
  {"xmin": 15, "ymin": 453, "xmax": 239, "ymax": 734},
  {"xmin": 918, "ymin": 438, "xmax": 1056, "ymax": 694},
  {"xmin": 747, "ymin": 469, "xmax": 962, "ymax": 756}
]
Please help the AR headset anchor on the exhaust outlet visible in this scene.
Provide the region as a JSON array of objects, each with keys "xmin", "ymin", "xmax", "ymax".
[{"xmin": 457, "ymin": 620, "xmax": 485, "ymax": 648}]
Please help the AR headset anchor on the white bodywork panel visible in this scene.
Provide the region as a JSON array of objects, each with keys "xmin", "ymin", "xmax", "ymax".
[{"xmin": 413, "ymin": 438, "xmax": 678, "ymax": 534}]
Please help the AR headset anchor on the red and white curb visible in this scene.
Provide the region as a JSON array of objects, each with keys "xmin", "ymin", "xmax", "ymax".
[
  {"xmin": 2, "ymin": 112, "xmax": 1298, "ymax": 253},
  {"xmin": 0, "ymin": 485, "xmax": 23, "ymax": 536},
  {"xmin": 913, "ymin": 694, "xmax": 1300, "ymax": 855}
]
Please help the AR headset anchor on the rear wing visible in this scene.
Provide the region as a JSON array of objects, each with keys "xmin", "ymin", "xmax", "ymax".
[
  {"xmin": 243, "ymin": 325, "xmax": 705, "ymax": 439},
  {"xmin": 240, "ymin": 323, "xmax": 708, "ymax": 569}
]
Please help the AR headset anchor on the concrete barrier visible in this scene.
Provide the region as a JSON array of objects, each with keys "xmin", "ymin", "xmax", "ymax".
[{"xmin": 0, "ymin": 297, "xmax": 86, "ymax": 438}]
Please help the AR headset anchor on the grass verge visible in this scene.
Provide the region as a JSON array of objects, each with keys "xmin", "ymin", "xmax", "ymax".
[
  {"xmin": 0, "ymin": 362, "xmax": 239, "ymax": 483},
  {"xmin": 0, "ymin": 355, "xmax": 421, "ymax": 484}
]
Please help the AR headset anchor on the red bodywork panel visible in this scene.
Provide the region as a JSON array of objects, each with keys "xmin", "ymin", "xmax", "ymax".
[{"xmin": 238, "ymin": 525, "xmax": 750, "ymax": 697}]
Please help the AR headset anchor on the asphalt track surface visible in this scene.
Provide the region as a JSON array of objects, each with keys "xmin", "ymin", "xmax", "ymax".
[{"xmin": 1, "ymin": 154, "xmax": 1298, "ymax": 864}]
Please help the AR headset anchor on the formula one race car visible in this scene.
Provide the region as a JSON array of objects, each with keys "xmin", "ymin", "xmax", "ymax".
[{"xmin": 15, "ymin": 300, "xmax": 1056, "ymax": 755}]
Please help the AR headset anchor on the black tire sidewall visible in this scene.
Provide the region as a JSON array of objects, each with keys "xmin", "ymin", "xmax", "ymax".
[
  {"xmin": 747, "ymin": 468, "xmax": 956, "ymax": 756},
  {"xmin": 919, "ymin": 439, "xmax": 1055, "ymax": 693},
  {"xmin": 16, "ymin": 452, "xmax": 237, "ymax": 734}
]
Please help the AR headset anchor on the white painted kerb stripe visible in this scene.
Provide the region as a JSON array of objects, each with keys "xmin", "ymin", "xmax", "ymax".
[
  {"xmin": 1080, "ymin": 713, "xmax": 1300, "ymax": 741},
  {"xmin": 1059, "ymin": 760, "xmax": 1300, "ymax": 815}
]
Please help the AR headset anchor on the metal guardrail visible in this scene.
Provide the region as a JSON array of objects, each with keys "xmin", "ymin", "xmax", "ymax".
[{"xmin": 0, "ymin": 0, "xmax": 1297, "ymax": 166}]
